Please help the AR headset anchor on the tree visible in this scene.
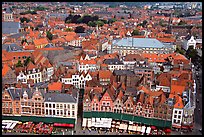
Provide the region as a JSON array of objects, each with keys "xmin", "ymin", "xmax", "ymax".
[
  {"xmin": 142, "ymin": 20, "xmax": 148, "ymax": 26},
  {"xmin": 186, "ymin": 47, "xmax": 198, "ymax": 63},
  {"xmin": 74, "ymin": 26, "xmax": 85, "ymax": 33},
  {"xmin": 178, "ymin": 20, "xmax": 186, "ymax": 26},
  {"xmin": 131, "ymin": 29, "xmax": 140, "ymax": 36},
  {"xmin": 46, "ymin": 31, "xmax": 53, "ymax": 40},
  {"xmin": 24, "ymin": 57, "xmax": 33, "ymax": 66},
  {"xmin": 65, "ymin": 28, "xmax": 73, "ymax": 32},
  {"xmin": 108, "ymin": 18, "xmax": 117, "ymax": 24},
  {"xmin": 20, "ymin": 17, "xmax": 30, "ymax": 23},
  {"xmin": 21, "ymin": 39, "xmax": 27, "ymax": 45},
  {"xmin": 16, "ymin": 60, "xmax": 23, "ymax": 67},
  {"xmin": 88, "ymin": 21, "xmax": 96, "ymax": 27},
  {"xmin": 96, "ymin": 20, "xmax": 104, "ymax": 27}
]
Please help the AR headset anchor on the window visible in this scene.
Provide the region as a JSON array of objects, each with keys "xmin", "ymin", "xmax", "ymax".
[
  {"xmin": 49, "ymin": 104, "xmax": 51, "ymax": 108},
  {"xmin": 175, "ymin": 110, "xmax": 177, "ymax": 114},
  {"xmin": 174, "ymin": 115, "xmax": 177, "ymax": 118},
  {"xmin": 72, "ymin": 111, "xmax": 75, "ymax": 116},
  {"xmin": 53, "ymin": 104, "xmax": 55, "ymax": 108},
  {"xmin": 177, "ymin": 120, "xmax": 180, "ymax": 123},
  {"xmin": 68, "ymin": 104, "xmax": 70, "ymax": 109},
  {"xmin": 72, "ymin": 105, "xmax": 75, "ymax": 109},
  {"xmin": 178, "ymin": 115, "xmax": 181, "ymax": 119},
  {"xmin": 174, "ymin": 119, "xmax": 176, "ymax": 123},
  {"xmin": 179, "ymin": 111, "xmax": 181, "ymax": 114}
]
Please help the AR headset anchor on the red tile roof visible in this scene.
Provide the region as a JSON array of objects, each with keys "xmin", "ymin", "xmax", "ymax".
[
  {"xmin": 99, "ymin": 70, "xmax": 112, "ymax": 79},
  {"xmin": 33, "ymin": 38, "xmax": 49, "ymax": 46},
  {"xmin": 48, "ymin": 82, "xmax": 62, "ymax": 91}
]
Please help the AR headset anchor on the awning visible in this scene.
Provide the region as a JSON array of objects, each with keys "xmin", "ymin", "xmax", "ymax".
[
  {"xmin": 133, "ymin": 125, "xmax": 137, "ymax": 131},
  {"xmin": 53, "ymin": 123, "xmax": 74, "ymax": 128},
  {"xmin": 124, "ymin": 124, "xmax": 128, "ymax": 130},
  {"xmin": 92, "ymin": 118, "xmax": 95, "ymax": 122},
  {"xmin": 141, "ymin": 126, "xmax": 146, "ymax": 133},
  {"xmin": 137, "ymin": 126, "xmax": 142, "ymax": 132},
  {"xmin": 96, "ymin": 118, "xmax": 100, "ymax": 122},
  {"xmin": 87, "ymin": 119, "xmax": 92, "ymax": 127},
  {"xmin": 146, "ymin": 127, "xmax": 151, "ymax": 134},
  {"xmin": 151, "ymin": 125, "xmax": 156, "ymax": 130},
  {"xmin": 119, "ymin": 124, "xmax": 124, "ymax": 129},
  {"xmin": 164, "ymin": 128, "xmax": 171, "ymax": 133},
  {"xmin": 128, "ymin": 125, "xmax": 133, "ymax": 131},
  {"xmin": 82, "ymin": 118, "xmax": 87, "ymax": 127},
  {"xmin": 91, "ymin": 121, "xmax": 95, "ymax": 127},
  {"xmin": 129, "ymin": 121, "xmax": 133, "ymax": 124}
]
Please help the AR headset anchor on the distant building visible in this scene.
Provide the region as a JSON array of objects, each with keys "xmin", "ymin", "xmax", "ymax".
[
  {"xmin": 111, "ymin": 37, "xmax": 174, "ymax": 56},
  {"xmin": 3, "ymin": 7, "xmax": 14, "ymax": 22},
  {"xmin": 182, "ymin": 35, "xmax": 196, "ymax": 50},
  {"xmin": 2, "ymin": 22, "xmax": 21, "ymax": 35}
]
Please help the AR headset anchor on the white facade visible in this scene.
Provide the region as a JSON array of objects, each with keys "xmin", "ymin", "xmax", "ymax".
[
  {"xmin": 108, "ymin": 64, "xmax": 125, "ymax": 72},
  {"xmin": 61, "ymin": 72, "xmax": 92, "ymax": 89},
  {"xmin": 47, "ymin": 67, "xmax": 54, "ymax": 81},
  {"xmin": 44, "ymin": 102, "xmax": 77, "ymax": 119},
  {"xmin": 155, "ymin": 85, "xmax": 170, "ymax": 93},
  {"xmin": 17, "ymin": 71, "xmax": 27, "ymax": 83},
  {"xmin": 183, "ymin": 36, "xmax": 196, "ymax": 50},
  {"xmin": 78, "ymin": 64, "xmax": 97, "ymax": 73},
  {"xmin": 26, "ymin": 70, "xmax": 42, "ymax": 84},
  {"xmin": 172, "ymin": 108, "xmax": 183, "ymax": 127}
]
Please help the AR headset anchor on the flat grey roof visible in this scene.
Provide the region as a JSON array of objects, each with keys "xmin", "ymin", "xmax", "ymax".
[
  {"xmin": 2, "ymin": 22, "xmax": 20, "ymax": 34},
  {"xmin": 112, "ymin": 37, "xmax": 165, "ymax": 48},
  {"xmin": 45, "ymin": 93, "xmax": 77, "ymax": 103}
]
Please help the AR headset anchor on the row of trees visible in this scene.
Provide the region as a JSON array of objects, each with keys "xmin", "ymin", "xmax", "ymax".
[
  {"xmin": 65, "ymin": 14, "xmax": 117, "ymax": 27},
  {"xmin": 20, "ymin": 17, "xmax": 30, "ymax": 23},
  {"xmin": 16, "ymin": 57, "xmax": 34, "ymax": 68},
  {"xmin": 20, "ymin": 10, "xmax": 37, "ymax": 15},
  {"xmin": 20, "ymin": 6, "xmax": 48, "ymax": 15}
]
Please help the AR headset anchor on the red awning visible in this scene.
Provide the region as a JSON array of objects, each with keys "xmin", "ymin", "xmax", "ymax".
[
  {"xmin": 151, "ymin": 126, "xmax": 156, "ymax": 130},
  {"xmin": 164, "ymin": 128, "xmax": 171, "ymax": 133},
  {"xmin": 53, "ymin": 123, "xmax": 74, "ymax": 128}
]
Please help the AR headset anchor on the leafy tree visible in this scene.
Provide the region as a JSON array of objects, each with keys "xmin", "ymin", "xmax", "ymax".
[
  {"xmin": 20, "ymin": 17, "xmax": 30, "ymax": 23},
  {"xmin": 88, "ymin": 21, "xmax": 96, "ymax": 27},
  {"xmin": 65, "ymin": 28, "xmax": 73, "ymax": 32},
  {"xmin": 21, "ymin": 39, "xmax": 27, "ymax": 45},
  {"xmin": 178, "ymin": 20, "xmax": 186, "ymax": 26},
  {"xmin": 143, "ymin": 20, "xmax": 148, "ymax": 26},
  {"xmin": 16, "ymin": 60, "xmax": 23, "ymax": 67},
  {"xmin": 74, "ymin": 26, "xmax": 85, "ymax": 33},
  {"xmin": 131, "ymin": 29, "xmax": 140, "ymax": 36},
  {"xmin": 96, "ymin": 20, "xmax": 104, "ymax": 27},
  {"xmin": 24, "ymin": 57, "xmax": 33, "ymax": 66},
  {"xmin": 108, "ymin": 18, "xmax": 117, "ymax": 24},
  {"xmin": 46, "ymin": 31, "xmax": 53, "ymax": 40},
  {"xmin": 186, "ymin": 47, "xmax": 198, "ymax": 63}
]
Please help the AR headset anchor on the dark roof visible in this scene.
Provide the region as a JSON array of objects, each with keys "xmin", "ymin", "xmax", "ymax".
[
  {"xmin": 2, "ymin": 43, "xmax": 22, "ymax": 52},
  {"xmin": 93, "ymin": 11, "xmax": 112, "ymax": 15},
  {"xmin": 5, "ymin": 7, "xmax": 13, "ymax": 14},
  {"xmin": 113, "ymin": 70, "xmax": 135, "ymax": 76},
  {"xmin": 104, "ymin": 58, "xmax": 123, "ymax": 65},
  {"xmin": 7, "ymin": 32, "xmax": 27, "ymax": 39},
  {"xmin": 6, "ymin": 88, "xmax": 45, "ymax": 100},
  {"xmin": 185, "ymin": 35, "xmax": 192, "ymax": 40},
  {"xmin": 44, "ymin": 43, "xmax": 54, "ymax": 48},
  {"xmin": 45, "ymin": 93, "xmax": 77, "ymax": 103},
  {"xmin": 2, "ymin": 22, "xmax": 21, "ymax": 34}
]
